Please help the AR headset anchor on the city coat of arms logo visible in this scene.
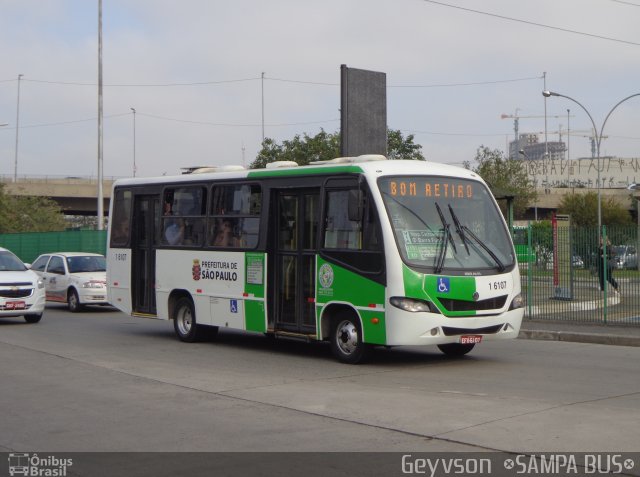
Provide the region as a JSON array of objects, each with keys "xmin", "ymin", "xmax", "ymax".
[{"xmin": 192, "ymin": 259, "xmax": 201, "ymax": 281}]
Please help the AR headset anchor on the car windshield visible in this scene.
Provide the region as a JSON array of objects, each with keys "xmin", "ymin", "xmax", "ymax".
[
  {"xmin": 0, "ymin": 251, "xmax": 27, "ymax": 271},
  {"xmin": 66, "ymin": 256, "xmax": 106, "ymax": 273},
  {"xmin": 378, "ymin": 176, "xmax": 515, "ymax": 273}
]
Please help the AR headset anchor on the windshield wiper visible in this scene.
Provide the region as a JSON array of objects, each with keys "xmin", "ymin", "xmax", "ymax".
[
  {"xmin": 381, "ymin": 191, "xmax": 438, "ymax": 235},
  {"xmin": 460, "ymin": 224, "xmax": 506, "ymax": 272},
  {"xmin": 434, "ymin": 203, "xmax": 456, "ymax": 273},
  {"xmin": 448, "ymin": 204, "xmax": 470, "ymax": 255}
]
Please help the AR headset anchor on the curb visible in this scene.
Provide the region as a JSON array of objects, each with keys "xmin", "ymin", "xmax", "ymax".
[{"xmin": 518, "ymin": 329, "xmax": 640, "ymax": 347}]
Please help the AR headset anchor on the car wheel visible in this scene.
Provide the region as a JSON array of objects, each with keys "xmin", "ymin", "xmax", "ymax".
[
  {"xmin": 330, "ymin": 315, "xmax": 372, "ymax": 364},
  {"xmin": 24, "ymin": 314, "xmax": 42, "ymax": 324},
  {"xmin": 68, "ymin": 289, "xmax": 82, "ymax": 313},
  {"xmin": 173, "ymin": 297, "xmax": 213, "ymax": 342},
  {"xmin": 437, "ymin": 343, "xmax": 475, "ymax": 356}
]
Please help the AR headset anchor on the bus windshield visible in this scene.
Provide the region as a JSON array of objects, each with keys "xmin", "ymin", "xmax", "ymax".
[{"xmin": 378, "ymin": 176, "xmax": 515, "ymax": 273}]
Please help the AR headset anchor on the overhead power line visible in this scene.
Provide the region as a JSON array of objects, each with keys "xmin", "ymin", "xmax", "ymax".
[
  {"xmin": 138, "ymin": 111, "xmax": 339, "ymax": 128},
  {"xmin": 6, "ymin": 74, "xmax": 544, "ymax": 89},
  {"xmin": 421, "ymin": 0, "xmax": 640, "ymax": 46},
  {"xmin": 22, "ymin": 77, "xmax": 261, "ymax": 87}
]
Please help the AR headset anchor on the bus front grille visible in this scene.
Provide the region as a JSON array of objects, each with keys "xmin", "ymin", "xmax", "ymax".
[
  {"xmin": 438, "ymin": 295, "xmax": 507, "ymax": 312},
  {"xmin": 442, "ymin": 324, "xmax": 504, "ymax": 336}
]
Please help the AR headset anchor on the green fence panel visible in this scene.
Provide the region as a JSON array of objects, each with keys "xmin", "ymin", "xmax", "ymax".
[
  {"xmin": 0, "ymin": 230, "xmax": 107, "ymax": 263},
  {"xmin": 517, "ymin": 223, "xmax": 639, "ymax": 327}
]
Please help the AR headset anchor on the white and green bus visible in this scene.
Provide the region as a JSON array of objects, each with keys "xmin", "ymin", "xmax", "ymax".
[{"xmin": 107, "ymin": 155, "xmax": 523, "ymax": 363}]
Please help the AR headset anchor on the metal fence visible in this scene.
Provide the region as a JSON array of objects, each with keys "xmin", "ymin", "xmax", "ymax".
[
  {"xmin": 515, "ymin": 223, "xmax": 640, "ymax": 325},
  {"xmin": 0, "ymin": 227, "xmax": 638, "ymax": 326},
  {"xmin": 0, "ymin": 230, "xmax": 107, "ymax": 263}
]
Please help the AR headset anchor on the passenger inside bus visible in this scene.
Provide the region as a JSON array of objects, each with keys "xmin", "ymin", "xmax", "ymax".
[
  {"xmin": 212, "ymin": 218, "xmax": 239, "ymax": 247},
  {"xmin": 163, "ymin": 200, "xmax": 185, "ymax": 245}
]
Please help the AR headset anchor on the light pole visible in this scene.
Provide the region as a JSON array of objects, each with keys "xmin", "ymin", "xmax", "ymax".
[
  {"xmin": 97, "ymin": 0, "xmax": 104, "ymax": 230},
  {"xmin": 14, "ymin": 73, "xmax": 23, "ymax": 182},
  {"xmin": 130, "ymin": 107, "xmax": 136, "ymax": 177},
  {"xmin": 542, "ymin": 91, "xmax": 640, "ymax": 236},
  {"xmin": 628, "ymin": 183, "xmax": 640, "ymax": 271}
]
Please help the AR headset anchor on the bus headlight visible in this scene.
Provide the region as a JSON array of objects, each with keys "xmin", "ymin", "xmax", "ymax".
[
  {"xmin": 37, "ymin": 279, "xmax": 45, "ymax": 289},
  {"xmin": 390, "ymin": 297, "xmax": 440, "ymax": 314},
  {"xmin": 509, "ymin": 293, "xmax": 524, "ymax": 310}
]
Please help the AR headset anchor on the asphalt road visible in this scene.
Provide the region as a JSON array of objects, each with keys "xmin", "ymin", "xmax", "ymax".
[{"xmin": 1, "ymin": 305, "xmax": 639, "ymax": 459}]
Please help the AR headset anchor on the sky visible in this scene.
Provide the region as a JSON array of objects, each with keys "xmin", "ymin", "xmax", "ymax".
[{"xmin": 1, "ymin": 0, "xmax": 639, "ymax": 179}]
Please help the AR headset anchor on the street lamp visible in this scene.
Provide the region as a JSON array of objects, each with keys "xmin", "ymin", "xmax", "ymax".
[
  {"xmin": 542, "ymin": 91, "xmax": 640, "ymax": 236},
  {"xmin": 130, "ymin": 107, "xmax": 136, "ymax": 177},
  {"xmin": 628, "ymin": 183, "xmax": 640, "ymax": 272}
]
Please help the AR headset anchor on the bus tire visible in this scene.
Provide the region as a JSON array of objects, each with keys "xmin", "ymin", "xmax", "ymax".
[
  {"xmin": 437, "ymin": 343, "xmax": 475, "ymax": 356},
  {"xmin": 24, "ymin": 313, "xmax": 43, "ymax": 324},
  {"xmin": 68, "ymin": 289, "xmax": 83, "ymax": 313},
  {"xmin": 330, "ymin": 315, "xmax": 372, "ymax": 364},
  {"xmin": 173, "ymin": 297, "xmax": 204, "ymax": 342}
]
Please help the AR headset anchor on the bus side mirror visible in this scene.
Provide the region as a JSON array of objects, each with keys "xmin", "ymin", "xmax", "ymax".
[{"xmin": 348, "ymin": 190, "xmax": 363, "ymax": 222}]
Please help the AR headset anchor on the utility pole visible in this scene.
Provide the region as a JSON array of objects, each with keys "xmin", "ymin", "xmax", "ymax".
[
  {"xmin": 131, "ymin": 108, "xmax": 136, "ymax": 177},
  {"xmin": 97, "ymin": 0, "xmax": 104, "ymax": 230},
  {"xmin": 261, "ymin": 72, "xmax": 265, "ymax": 145},
  {"xmin": 543, "ymin": 72, "xmax": 548, "ymax": 160},
  {"xmin": 14, "ymin": 73, "xmax": 23, "ymax": 182}
]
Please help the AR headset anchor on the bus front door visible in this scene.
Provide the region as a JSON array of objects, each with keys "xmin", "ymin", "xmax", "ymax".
[
  {"xmin": 131, "ymin": 195, "xmax": 159, "ymax": 315},
  {"xmin": 273, "ymin": 189, "xmax": 319, "ymax": 335}
]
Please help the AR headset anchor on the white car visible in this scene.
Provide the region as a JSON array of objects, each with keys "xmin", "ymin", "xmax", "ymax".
[
  {"xmin": 30, "ymin": 252, "xmax": 108, "ymax": 312},
  {"xmin": 0, "ymin": 247, "xmax": 46, "ymax": 323}
]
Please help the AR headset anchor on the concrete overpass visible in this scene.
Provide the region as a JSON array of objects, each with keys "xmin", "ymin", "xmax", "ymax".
[
  {"xmin": 2, "ymin": 175, "xmax": 638, "ymax": 219},
  {"xmin": 2, "ymin": 176, "xmax": 115, "ymax": 216}
]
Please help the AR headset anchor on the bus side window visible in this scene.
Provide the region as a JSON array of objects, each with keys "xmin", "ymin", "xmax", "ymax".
[
  {"xmin": 161, "ymin": 187, "xmax": 206, "ymax": 246},
  {"xmin": 208, "ymin": 184, "xmax": 261, "ymax": 249},
  {"xmin": 110, "ymin": 189, "xmax": 132, "ymax": 247},
  {"xmin": 324, "ymin": 190, "xmax": 361, "ymax": 250}
]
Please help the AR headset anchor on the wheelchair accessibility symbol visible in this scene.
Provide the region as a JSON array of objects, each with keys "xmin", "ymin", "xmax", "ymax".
[
  {"xmin": 230, "ymin": 300, "xmax": 238, "ymax": 313},
  {"xmin": 437, "ymin": 277, "xmax": 450, "ymax": 294}
]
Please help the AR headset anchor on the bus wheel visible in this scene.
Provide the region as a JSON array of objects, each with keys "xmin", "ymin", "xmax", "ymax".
[
  {"xmin": 330, "ymin": 316, "xmax": 372, "ymax": 364},
  {"xmin": 173, "ymin": 297, "xmax": 203, "ymax": 342},
  {"xmin": 437, "ymin": 343, "xmax": 475, "ymax": 356}
]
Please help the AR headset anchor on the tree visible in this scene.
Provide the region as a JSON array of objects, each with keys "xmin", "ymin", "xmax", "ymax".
[
  {"xmin": 0, "ymin": 184, "xmax": 66, "ymax": 233},
  {"xmin": 250, "ymin": 128, "xmax": 425, "ymax": 168},
  {"xmin": 464, "ymin": 146, "xmax": 537, "ymax": 219},
  {"xmin": 386, "ymin": 130, "xmax": 424, "ymax": 160},
  {"xmin": 558, "ymin": 191, "xmax": 632, "ymax": 228}
]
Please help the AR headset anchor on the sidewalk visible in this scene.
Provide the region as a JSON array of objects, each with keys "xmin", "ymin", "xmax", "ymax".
[{"xmin": 518, "ymin": 319, "xmax": 640, "ymax": 347}]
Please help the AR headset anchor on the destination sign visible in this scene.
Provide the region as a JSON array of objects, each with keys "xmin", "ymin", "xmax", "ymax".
[{"xmin": 383, "ymin": 179, "xmax": 476, "ymax": 199}]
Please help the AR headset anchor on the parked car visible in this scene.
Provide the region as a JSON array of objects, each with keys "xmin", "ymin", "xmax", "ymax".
[
  {"xmin": 30, "ymin": 252, "xmax": 108, "ymax": 312},
  {"xmin": 0, "ymin": 247, "xmax": 46, "ymax": 323},
  {"xmin": 612, "ymin": 245, "xmax": 638, "ymax": 270},
  {"xmin": 572, "ymin": 255, "xmax": 584, "ymax": 268}
]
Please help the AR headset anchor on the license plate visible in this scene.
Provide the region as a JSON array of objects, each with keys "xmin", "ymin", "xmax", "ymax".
[
  {"xmin": 6, "ymin": 301, "xmax": 26, "ymax": 310},
  {"xmin": 460, "ymin": 335, "xmax": 482, "ymax": 344}
]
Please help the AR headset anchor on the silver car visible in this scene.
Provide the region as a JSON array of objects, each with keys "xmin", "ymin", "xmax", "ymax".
[{"xmin": 0, "ymin": 247, "xmax": 46, "ymax": 323}]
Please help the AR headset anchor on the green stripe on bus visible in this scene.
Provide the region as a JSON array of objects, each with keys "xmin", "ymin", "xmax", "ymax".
[
  {"xmin": 402, "ymin": 264, "xmax": 477, "ymax": 316},
  {"xmin": 247, "ymin": 165, "xmax": 363, "ymax": 178}
]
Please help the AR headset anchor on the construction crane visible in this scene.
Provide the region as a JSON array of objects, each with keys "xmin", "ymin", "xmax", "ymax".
[{"xmin": 500, "ymin": 110, "xmax": 573, "ymax": 143}]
